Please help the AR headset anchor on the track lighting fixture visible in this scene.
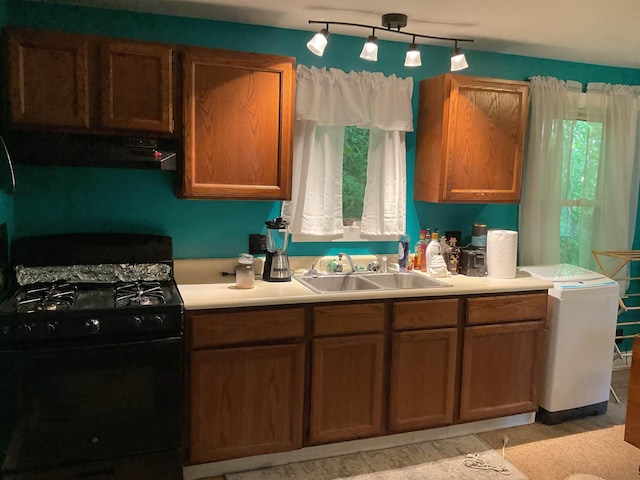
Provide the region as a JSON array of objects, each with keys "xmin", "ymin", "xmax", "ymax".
[
  {"xmin": 404, "ymin": 37, "xmax": 421, "ymax": 67},
  {"xmin": 307, "ymin": 13, "xmax": 473, "ymax": 70},
  {"xmin": 359, "ymin": 31, "xmax": 378, "ymax": 61},
  {"xmin": 306, "ymin": 26, "xmax": 329, "ymax": 56},
  {"xmin": 450, "ymin": 41, "xmax": 469, "ymax": 71}
]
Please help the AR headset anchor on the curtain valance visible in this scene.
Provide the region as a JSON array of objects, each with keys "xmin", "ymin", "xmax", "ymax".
[{"xmin": 295, "ymin": 65, "xmax": 414, "ymax": 131}]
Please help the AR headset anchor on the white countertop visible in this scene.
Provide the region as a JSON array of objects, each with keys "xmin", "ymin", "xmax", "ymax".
[{"xmin": 175, "ymin": 258, "xmax": 554, "ymax": 310}]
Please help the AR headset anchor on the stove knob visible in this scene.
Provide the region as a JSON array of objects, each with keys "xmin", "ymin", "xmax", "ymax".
[
  {"xmin": 85, "ymin": 318, "xmax": 101, "ymax": 335},
  {"xmin": 152, "ymin": 314, "xmax": 166, "ymax": 327},
  {"xmin": 22, "ymin": 322, "xmax": 35, "ymax": 335},
  {"xmin": 130, "ymin": 316, "xmax": 143, "ymax": 330},
  {"xmin": 47, "ymin": 321, "xmax": 58, "ymax": 335}
]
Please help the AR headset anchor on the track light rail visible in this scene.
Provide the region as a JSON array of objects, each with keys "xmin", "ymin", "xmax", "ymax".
[{"xmin": 308, "ymin": 19, "xmax": 474, "ymax": 45}]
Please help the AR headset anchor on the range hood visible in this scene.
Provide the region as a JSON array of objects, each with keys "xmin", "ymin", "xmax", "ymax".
[{"xmin": 2, "ymin": 131, "xmax": 179, "ymax": 171}]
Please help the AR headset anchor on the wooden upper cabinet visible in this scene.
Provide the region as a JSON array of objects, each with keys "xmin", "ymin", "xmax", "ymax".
[
  {"xmin": 7, "ymin": 28, "xmax": 90, "ymax": 129},
  {"xmin": 414, "ymin": 74, "xmax": 530, "ymax": 203},
  {"xmin": 100, "ymin": 40, "xmax": 174, "ymax": 133},
  {"xmin": 5, "ymin": 28, "xmax": 176, "ymax": 135},
  {"xmin": 181, "ymin": 47, "xmax": 295, "ymax": 200}
]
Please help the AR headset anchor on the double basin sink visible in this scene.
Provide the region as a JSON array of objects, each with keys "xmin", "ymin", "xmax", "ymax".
[{"xmin": 294, "ymin": 272, "xmax": 451, "ymax": 294}]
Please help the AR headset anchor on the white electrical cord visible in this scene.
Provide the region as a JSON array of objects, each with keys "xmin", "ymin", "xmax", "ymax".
[{"xmin": 463, "ymin": 435, "xmax": 512, "ymax": 476}]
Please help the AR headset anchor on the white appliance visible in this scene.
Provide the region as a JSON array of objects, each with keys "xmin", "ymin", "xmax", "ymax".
[{"xmin": 519, "ymin": 264, "xmax": 620, "ymax": 424}]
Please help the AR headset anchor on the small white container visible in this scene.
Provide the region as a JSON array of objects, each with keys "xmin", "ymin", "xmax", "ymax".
[{"xmin": 235, "ymin": 253, "xmax": 255, "ymax": 289}]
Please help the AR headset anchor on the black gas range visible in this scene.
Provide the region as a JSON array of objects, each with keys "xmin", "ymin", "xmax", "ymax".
[{"xmin": 0, "ymin": 233, "xmax": 184, "ymax": 480}]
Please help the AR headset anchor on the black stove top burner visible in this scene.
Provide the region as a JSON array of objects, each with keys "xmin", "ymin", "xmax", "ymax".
[
  {"xmin": 17, "ymin": 282, "xmax": 78, "ymax": 313},
  {"xmin": 116, "ymin": 281, "xmax": 166, "ymax": 307}
]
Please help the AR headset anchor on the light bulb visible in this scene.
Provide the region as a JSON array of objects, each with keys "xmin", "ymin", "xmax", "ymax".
[
  {"xmin": 404, "ymin": 43, "xmax": 421, "ymax": 67},
  {"xmin": 359, "ymin": 35, "xmax": 378, "ymax": 61},
  {"xmin": 306, "ymin": 28, "xmax": 329, "ymax": 56},
  {"xmin": 450, "ymin": 46, "xmax": 469, "ymax": 71}
]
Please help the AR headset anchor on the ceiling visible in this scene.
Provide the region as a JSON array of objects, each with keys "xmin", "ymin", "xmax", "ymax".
[{"xmin": 45, "ymin": 0, "xmax": 640, "ymax": 69}]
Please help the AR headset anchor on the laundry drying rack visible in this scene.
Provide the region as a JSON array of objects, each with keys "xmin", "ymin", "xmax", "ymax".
[{"xmin": 592, "ymin": 250, "xmax": 640, "ymax": 402}]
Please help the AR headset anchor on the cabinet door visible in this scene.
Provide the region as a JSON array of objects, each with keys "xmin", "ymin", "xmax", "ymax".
[
  {"xmin": 389, "ymin": 328, "xmax": 457, "ymax": 432},
  {"xmin": 188, "ymin": 343, "xmax": 304, "ymax": 463},
  {"xmin": 415, "ymin": 74, "xmax": 529, "ymax": 203},
  {"xmin": 7, "ymin": 28, "xmax": 90, "ymax": 129},
  {"xmin": 310, "ymin": 334, "xmax": 385, "ymax": 444},
  {"xmin": 460, "ymin": 320, "xmax": 544, "ymax": 422},
  {"xmin": 181, "ymin": 47, "xmax": 295, "ymax": 199},
  {"xmin": 100, "ymin": 41, "xmax": 174, "ymax": 133}
]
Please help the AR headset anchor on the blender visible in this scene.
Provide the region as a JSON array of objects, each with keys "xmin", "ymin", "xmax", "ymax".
[{"xmin": 263, "ymin": 217, "xmax": 291, "ymax": 282}]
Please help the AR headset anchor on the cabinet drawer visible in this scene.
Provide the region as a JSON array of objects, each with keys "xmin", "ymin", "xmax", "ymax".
[
  {"xmin": 313, "ymin": 303, "xmax": 385, "ymax": 336},
  {"xmin": 393, "ymin": 298, "xmax": 459, "ymax": 330},
  {"xmin": 467, "ymin": 293, "xmax": 547, "ymax": 325},
  {"xmin": 189, "ymin": 308, "xmax": 305, "ymax": 348}
]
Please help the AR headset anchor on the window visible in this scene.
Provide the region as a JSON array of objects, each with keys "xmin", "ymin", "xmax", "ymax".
[
  {"xmin": 342, "ymin": 126, "xmax": 369, "ymax": 226},
  {"xmin": 559, "ymin": 117, "xmax": 603, "ymax": 265}
]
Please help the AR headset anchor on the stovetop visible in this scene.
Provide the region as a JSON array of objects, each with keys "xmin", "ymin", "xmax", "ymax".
[
  {"xmin": 6, "ymin": 280, "xmax": 181, "ymax": 313},
  {"xmin": 0, "ymin": 280, "xmax": 183, "ymax": 344}
]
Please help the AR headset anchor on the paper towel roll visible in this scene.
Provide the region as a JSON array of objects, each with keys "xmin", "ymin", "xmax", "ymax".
[{"xmin": 486, "ymin": 229, "xmax": 518, "ymax": 279}]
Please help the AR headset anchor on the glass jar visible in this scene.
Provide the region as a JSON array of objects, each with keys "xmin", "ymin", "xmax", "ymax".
[{"xmin": 235, "ymin": 253, "xmax": 255, "ymax": 289}]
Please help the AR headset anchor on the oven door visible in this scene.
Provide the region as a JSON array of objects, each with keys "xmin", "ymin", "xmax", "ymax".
[{"xmin": 0, "ymin": 336, "xmax": 182, "ymax": 474}]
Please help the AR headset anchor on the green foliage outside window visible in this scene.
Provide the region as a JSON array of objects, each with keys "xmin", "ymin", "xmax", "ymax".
[
  {"xmin": 559, "ymin": 119, "xmax": 603, "ymax": 266},
  {"xmin": 342, "ymin": 126, "xmax": 369, "ymax": 223}
]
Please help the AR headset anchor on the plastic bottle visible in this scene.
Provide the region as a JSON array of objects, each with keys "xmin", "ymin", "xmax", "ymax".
[
  {"xmin": 414, "ymin": 230, "xmax": 426, "ymax": 270},
  {"xmin": 446, "ymin": 237, "xmax": 460, "ymax": 275},
  {"xmin": 425, "ymin": 231, "xmax": 441, "ymax": 271},
  {"xmin": 235, "ymin": 253, "xmax": 255, "ymax": 289},
  {"xmin": 398, "ymin": 234, "xmax": 410, "ymax": 270}
]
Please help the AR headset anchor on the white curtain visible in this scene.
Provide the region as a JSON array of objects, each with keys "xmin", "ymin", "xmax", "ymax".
[
  {"xmin": 520, "ymin": 76, "xmax": 640, "ymax": 278},
  {"xmin": 520, "ymin": 76, "xmax": 582, "ymax": 265},
  {"xmin": 281, "ymin": 65, "xmax": 414, "ymax": 237}
]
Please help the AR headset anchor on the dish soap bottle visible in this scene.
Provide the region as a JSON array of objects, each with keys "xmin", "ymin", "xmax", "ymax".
[{"xmin": 425, "ymin": 231, "xmax": 441, "ymax": 271}]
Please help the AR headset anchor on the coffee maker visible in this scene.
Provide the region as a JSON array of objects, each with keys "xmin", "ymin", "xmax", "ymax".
[{"xmin": 263, "ymin": 217, "xmax": 291, "ymax": 282}]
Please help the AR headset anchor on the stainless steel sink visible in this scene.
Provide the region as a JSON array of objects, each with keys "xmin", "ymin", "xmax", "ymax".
[
  {"xmin": 366, "ymin": 272, "xmax": 451, "ymax": 289},
  {"xmin": 295, "ymin": 274, "xmax": 382, "ymax": 294},
  {"xmin": 294, "ymin": 272, "xmax": 451, "ymax": 294}
]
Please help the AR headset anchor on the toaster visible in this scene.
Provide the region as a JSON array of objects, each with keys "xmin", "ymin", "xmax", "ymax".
[{"xmin": 460, "ymin": 248, "xmax": 487, "ymax": 276}]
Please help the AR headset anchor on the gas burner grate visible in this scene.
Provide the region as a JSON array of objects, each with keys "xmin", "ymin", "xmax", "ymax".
[
  {"xmin": 17, "ymin": 283, "xmax": 78, "ymax": 313},
  {"xmin": 115, "ymin": 281, "xmax": 166, "ymax": 307}
]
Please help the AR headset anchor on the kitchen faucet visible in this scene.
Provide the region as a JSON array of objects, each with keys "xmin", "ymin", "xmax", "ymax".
[{"xmin": 337, "ymin": 253, "xmax": 358, "ymax": 274}]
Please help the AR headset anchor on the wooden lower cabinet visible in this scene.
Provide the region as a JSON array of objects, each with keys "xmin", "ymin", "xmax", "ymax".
[
  {"xmin": 188, "ymin": 343, "xmax": 304, "ymax": 463},
  {"xmin": 389, "ymin": 328, "xmax": 458, "ymax": 432},
  {"xmin": 310, "ymin": 334, "xmax": 385, "ymax": 444},
  {"xmin": 459, "ymin": 320, "xmax": 544, "ymax": 421}
]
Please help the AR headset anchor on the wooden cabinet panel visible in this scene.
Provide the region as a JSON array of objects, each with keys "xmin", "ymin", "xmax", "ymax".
[
  {"xmin": 467, "ymin": 292, "xmax": 547, "ymax": 325},
  {"xmin": 310, "ymin": 334, "xmax": 385, "ymax": 444},
  {"xmin": 181, "ymin": 47, "xmax": 295, "ymax": 199},
  {"xmin": 5, "ymin": 28, "xmax": 176, "ymax": 135},
  {"xmin": 393, "ymin": 298, "xmax": 459, "ymax": 330},
  {"xmin": 7, "ymin": 28, "xmax": 90, "ymax": 129},
  {"xmin": 389, "ymin": 328, "xmax": 457, "ymax": 432},
  {"xmin": 189, "ymin": 308, "xmax": 305, "ymax": 348},
  {"xmin": 100, "ymin": 41, "xmax": 174, "ymax": 132},
  {"xmin": 188, "ymin": 343, "xmax": 304, "ymax": 463},
  {"xmin": 313, "ymin": 303, "xmax": 385, "ymax": 335},
  {"xmin": 460, "ymin": 320, "xmax": 544, "ymax": 421},
  {"xmin": 414, "ymin": 74, "xmax": 530, "ymax": 203}
]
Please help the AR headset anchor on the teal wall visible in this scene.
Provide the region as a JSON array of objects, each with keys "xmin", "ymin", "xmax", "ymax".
[
  {"xmin": 0, "ymin": 0, "xmax": 11, "ymax": 238},
  {"xmin": 4, "ymin": 0, "xmax": 640, "ymax": 259}
]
